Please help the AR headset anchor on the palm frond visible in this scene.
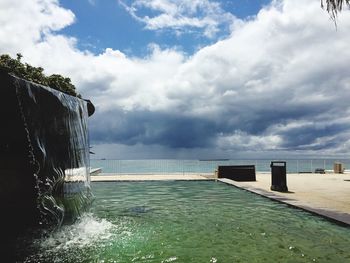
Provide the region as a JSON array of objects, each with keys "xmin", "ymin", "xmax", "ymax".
[{"xmin": 321, "ymin": 0, "xmax": 350, "ymax": 20}]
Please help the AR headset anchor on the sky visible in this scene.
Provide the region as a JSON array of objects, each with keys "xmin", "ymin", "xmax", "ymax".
[{"xmin": 1, "ymin": 0, "xmax": 350, "ymax": 159}]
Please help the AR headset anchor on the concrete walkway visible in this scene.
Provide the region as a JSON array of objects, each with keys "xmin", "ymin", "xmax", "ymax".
[
  {"xmin": 90, "ymin": 172, "xmax": 350, "ymax": 225},
  {"xmin": 220, "ymin": 173, "xmax": 350, "ymax": 225}
]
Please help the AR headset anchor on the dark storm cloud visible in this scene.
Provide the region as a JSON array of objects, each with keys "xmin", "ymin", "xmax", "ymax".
[
  {"xmin": 279, "ymin": 122, "xmax": 350, "ymax": 149},
  {"xmin": 90, "ymin": 109, "xmax": 218, "ymax": 148},
  {"xmin": 89, "ymin": 96, "xmax": 350, "ymax": 152}
]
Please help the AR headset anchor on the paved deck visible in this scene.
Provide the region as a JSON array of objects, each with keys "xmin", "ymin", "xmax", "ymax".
[
  {"xmin": 90, "ymin": 172, "xmax": 350, "ymax": 225},
  {"xmin": 220, "ymin": 173, "xmax": 350, "ymax": 226}
]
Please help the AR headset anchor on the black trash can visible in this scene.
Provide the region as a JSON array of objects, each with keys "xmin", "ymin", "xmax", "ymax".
[{"xmin": 270, "ymin": 161, "xmax": 288, "ymax": 192}]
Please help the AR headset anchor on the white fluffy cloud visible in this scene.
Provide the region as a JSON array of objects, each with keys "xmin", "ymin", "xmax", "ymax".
[
  {"xmin": 0, "ymin": 0, "xmax": 75, "ymax": 54},
  {"xmin": 119, "ymin": 0, "xmax": 235, "ymax": 37},
  {"xmin": 1, "ymin": 0, "xmax": 350, "ymax": 158}
]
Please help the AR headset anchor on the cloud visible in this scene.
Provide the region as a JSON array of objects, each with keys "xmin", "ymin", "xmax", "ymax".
[
  {"xmin": 119, "ymin": 0, "xmax": 236, "ymax": 38},
  {"xmin": 90, "ymin": 109, "xmax": 217, "ymax": 148},
  {"xmin": 1, "ymin": 0, "xmax": 350, "ymax": 158},
  {"xmin": 88, "ymin": 0, "xmax": 97, "ymax": 6},
  {"xmin": 0, "ymin": 0, "xmax": 75, "ymax": 55}
]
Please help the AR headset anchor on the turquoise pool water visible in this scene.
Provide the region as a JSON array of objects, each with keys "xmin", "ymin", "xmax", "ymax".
[{"xmin": 21, "ymin": 181, "xmax": 350, "ymax": 262}]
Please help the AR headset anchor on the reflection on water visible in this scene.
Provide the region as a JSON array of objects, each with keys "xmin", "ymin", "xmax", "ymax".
[{"xmin": 19, "ymin": 181, "xmax": 350, "ymax": 262}]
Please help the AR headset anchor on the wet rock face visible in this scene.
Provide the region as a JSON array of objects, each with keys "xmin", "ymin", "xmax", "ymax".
[{"xmin": 0, "ymin": 70, "xmax": 93, "ymax": 237}]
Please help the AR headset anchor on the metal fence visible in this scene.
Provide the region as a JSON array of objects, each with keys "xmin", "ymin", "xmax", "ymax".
[{"xmin": 90, "ymin": 159, "xmax": 350, "ymax": 175}]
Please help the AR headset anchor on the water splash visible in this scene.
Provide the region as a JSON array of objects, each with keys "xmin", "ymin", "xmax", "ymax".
[
  {"xmin": 23, "ymin": 213, "xmax": 115, "ymax": 262},
  {"xmin": 39, "ymin": 213, "xmax": 114, "ymax": 251}
]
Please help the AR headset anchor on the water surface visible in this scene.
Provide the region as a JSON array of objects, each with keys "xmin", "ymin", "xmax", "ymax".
[{"xmin": 22, "ymin": 181, "xmax": 350, "ymax": 262}]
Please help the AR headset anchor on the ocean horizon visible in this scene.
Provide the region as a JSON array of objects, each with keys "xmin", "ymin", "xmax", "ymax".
[{"xmin": 90, "ymin": 158, "xmax": 350, "ymax": 174}]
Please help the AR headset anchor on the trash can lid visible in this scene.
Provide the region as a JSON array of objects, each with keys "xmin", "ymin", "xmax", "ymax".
[{"xmin": 270, "ymin": 161, "xmax": 286, "ymax": 166}]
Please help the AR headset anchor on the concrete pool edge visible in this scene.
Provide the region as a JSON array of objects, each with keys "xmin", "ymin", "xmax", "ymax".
[
  {"xmin": 91, "ymin": 173, "xmax": 212, "ymax": 181},
  {"xmin": 92, "ymin": 179, "xmax": 214, "ymax": 183},
  {"xmin": 218, "ymin": 178, "xmax": 350, "ymax": 227}
]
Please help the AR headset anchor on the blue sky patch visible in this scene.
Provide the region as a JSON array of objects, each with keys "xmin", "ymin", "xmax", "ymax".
[{"xmin": 59, "ymin": 0, "xmax": 271, "ymax": 56}]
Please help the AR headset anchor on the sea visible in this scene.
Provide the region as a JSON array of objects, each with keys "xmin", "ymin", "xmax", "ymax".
[{"xmin": 90, "ymin": 159, "xmax": 350, "ymax": 174}]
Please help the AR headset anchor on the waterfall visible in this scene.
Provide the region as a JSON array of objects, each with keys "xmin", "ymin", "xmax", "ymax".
[{"xmin": 0, "ymin": 69, "xmax": 93, "ymax": 239}]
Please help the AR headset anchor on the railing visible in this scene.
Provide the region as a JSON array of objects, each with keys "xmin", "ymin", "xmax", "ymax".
[{"xmin": 90, "ymin": 159, "xmax": 350, "ymax": 175}]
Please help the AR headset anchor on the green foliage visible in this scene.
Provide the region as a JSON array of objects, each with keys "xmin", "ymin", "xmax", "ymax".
[
  {"xmin": 47, "ymin": 74, "xmax": 79, "ymax": 97},
  {"xmin": 0, "ymin": 53, "xmax": 79, "ymax": 97}
]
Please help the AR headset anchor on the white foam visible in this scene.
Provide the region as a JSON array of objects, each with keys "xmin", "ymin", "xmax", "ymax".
[{"xmin": 39, "ymin": 213, "xmax": 115, "ymax": 252}]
